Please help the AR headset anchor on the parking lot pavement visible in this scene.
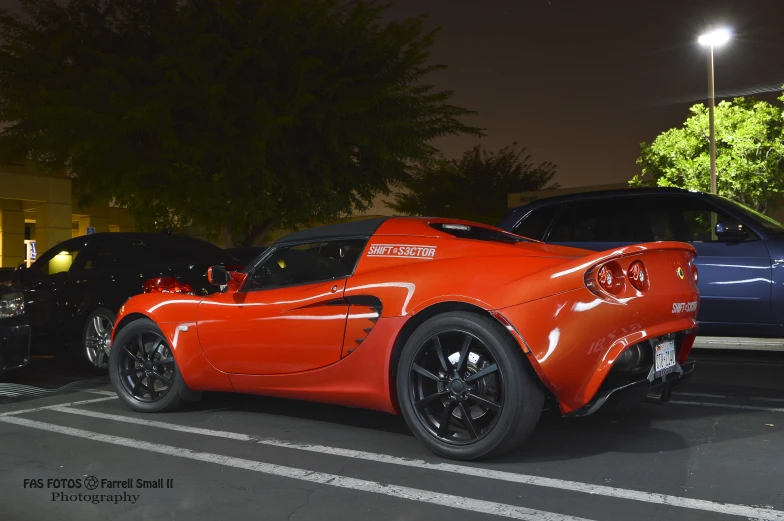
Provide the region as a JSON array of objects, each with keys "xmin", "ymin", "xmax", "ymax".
[{"xmin": 0, "ymin": 350, "xmax": 783, "ymax": 521}]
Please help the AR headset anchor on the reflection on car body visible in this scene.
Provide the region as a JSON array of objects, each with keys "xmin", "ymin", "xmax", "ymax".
[
  {"xmin": 108, "ymin": 217, "xmax": 699, "ymax": 460},
  {"xmin": 499, "ymin": 187, "xmax": 784, "ymax": 338}
]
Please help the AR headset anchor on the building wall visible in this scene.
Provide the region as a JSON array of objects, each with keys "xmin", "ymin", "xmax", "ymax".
[{"xmin": 0, "ymin": 161, "xmax": 136, "ymax": 268}]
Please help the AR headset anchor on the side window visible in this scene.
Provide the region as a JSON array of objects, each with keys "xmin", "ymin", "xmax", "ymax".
[
  {"xmin": 547, "ymin": 200, "xmax": 622, "ymax": 242},
  {"xmin": 80, "ymin": 241, "xmax": 137, "ymax": 271},
  {"xmin": 245, "ymin": 238, "xmax": 368, "ymax": 291},
  {"xmin": 28, "ymin": 239, "xmax": 88, "ymax": 276},
  {"xmin": 640, "ymin": 195, "xmax": 754, "ymax": 242},
  {"xmin": 512, "ymin": 205, "xmax": 560, "ymax": 240}
]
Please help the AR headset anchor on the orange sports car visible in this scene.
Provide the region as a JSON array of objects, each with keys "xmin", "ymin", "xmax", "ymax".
[{"xmin": 108, "ymin": 217, "xmax": 699, "ymax": 460}]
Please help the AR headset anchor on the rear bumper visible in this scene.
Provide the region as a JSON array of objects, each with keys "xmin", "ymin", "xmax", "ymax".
[
  {"xmin": 0, "ymin": 319, "xmax": 32, "ymax": 372},
  {"xmin": 566, "ymin": 360, "xmax": 695, "ymax": 417}
]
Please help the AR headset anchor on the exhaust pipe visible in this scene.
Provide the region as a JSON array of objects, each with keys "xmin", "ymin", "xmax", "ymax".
[{"xmin": 644, "ymin": 387, "xmax": 672, "ymax": 404}]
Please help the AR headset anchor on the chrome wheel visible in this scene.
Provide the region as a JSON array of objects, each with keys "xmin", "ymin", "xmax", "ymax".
[
  {"xmin": 116, "ymin": 332, "xmax": 175, "ymax": 402},
  {"xmin": 85, "ymin": 313, "xmax": 113, "ymax": 368},
  {"xmin": 409, "ymin": 330, "xmax": 504, "ymax": 445}
]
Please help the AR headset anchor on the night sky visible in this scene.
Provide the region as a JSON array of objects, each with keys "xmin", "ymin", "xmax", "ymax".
[
  {"xmin": 386, "ymin": 0, "xmax": 784, "ymax": 188},
  {"xmin": 1, "ymin": 0, "xmax": 782, "ymax": 190}
]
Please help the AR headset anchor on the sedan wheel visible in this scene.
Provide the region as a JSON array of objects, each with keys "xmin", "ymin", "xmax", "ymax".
[{"xmin": 84, "ymin": 308, "xmax": 114, "ymax": 369}]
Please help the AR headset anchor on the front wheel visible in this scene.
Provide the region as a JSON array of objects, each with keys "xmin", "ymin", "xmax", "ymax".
[
  {"xmin": 396, "ymin": 311, "xmax": 544, "ymax": 460},
  {"xmin": 109, "ymin": 318, "xmax": 192, "ymax": 413}
]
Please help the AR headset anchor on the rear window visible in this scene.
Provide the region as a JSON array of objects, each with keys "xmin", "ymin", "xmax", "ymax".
[
  {"xmin": 131, "ymin": 237, "xmax": 239, "ymax": 265},
  {"xmin": 429, "ymin": 223, "xmax": 531, "ymax": 243}
]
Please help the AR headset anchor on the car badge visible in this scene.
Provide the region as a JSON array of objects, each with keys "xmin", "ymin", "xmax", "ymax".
[{"xmin": 676, "ymin": 267, "xmax": 684, "ymax": 279}]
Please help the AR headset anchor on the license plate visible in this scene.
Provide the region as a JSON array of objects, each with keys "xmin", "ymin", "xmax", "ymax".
[{"xmin": 654, "ymin": 340, "xmax": 677, "ymax": 378}]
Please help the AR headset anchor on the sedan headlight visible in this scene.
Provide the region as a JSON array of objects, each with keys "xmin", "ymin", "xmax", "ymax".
[{"xmin": 0, "ymin": 292, "xmax": 25, "ymax": 319}]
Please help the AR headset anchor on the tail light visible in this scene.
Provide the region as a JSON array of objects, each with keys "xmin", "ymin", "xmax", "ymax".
[
  {"xmin": 690, "ymin": 262, "xmax": 699, "ymax": 283},
  {"xmin": 627, "ymin": 260, "xmax": 649, "ymax": 291},
  {"xmin": 591, "ymin": 261, "xmax": 625, "ymax": 296},
  {"xmin": 143, "ymin": 277, "xmax": 196, "ymax": 295}
]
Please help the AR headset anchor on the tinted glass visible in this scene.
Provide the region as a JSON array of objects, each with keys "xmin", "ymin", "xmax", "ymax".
[
  {"xmin": 429, "ymin": 223, "xmax": 531, "ymax": 243},
  {"xmin": 81, "ymin": 240, "xmax": 138, "ymax": 271},
  {"xmin": 512, "ymin": 205, "xmax": 560, "ymax": 240},
  {"xmin": 547, "ymin": 199, "xmax": 632, "ymax": 242},
  {"xmin": 135, "ymin": 237, "xmax": 238, "ymax": 265},
  {"xmin": 28, "ymin": 239, "xmax": 88, "ymax": 276},
  {"xmin": 636, "ymin": 195, "xmax": 751, "ymax": 242},
  {"xmin": 710, "ymin": 195, "xmax": 784, "ymax": 234},
  {"xmin": 245, "ymin": 238, "xmax": 368, "ymax": 290}
]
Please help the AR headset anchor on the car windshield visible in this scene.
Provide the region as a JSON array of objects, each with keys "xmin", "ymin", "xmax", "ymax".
[{"xmin": 712, "ymin": 196, "xmax": 784, "ymax": 234}]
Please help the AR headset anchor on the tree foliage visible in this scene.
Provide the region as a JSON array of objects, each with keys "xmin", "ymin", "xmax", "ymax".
[
  {"xmin": 631, "ymin": 91, "xmax": 784, "ymax": 213},
  {"xmin": 388, "ymin": 143, "xmax": 558, "ymax": 225},
  {"xmin": 0, "ymin": 0, "xmax": 481, "ymax": 246}
]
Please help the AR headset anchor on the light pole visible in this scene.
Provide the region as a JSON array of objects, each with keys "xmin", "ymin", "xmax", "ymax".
[{"xmin": 698, "ymin": 27, "xmax": 730, "ymax": 194}]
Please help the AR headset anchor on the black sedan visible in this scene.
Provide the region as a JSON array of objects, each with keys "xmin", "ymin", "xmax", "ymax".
[
  {"xmin": 0, "ymin": 281, "xmax": 31, "ymax": 373},
  {"xmin": 11, "ymin": 232, "xmax": 241, "ymax": 368}
]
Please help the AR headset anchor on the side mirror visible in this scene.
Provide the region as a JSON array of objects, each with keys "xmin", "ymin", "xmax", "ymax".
[
  {"xmin": 715, "ymin": 220, "xmax": 748, "ymax": 239},
  {"xmin": 207, "ymin": 265, "xmax": 231, "ymax": 286}
]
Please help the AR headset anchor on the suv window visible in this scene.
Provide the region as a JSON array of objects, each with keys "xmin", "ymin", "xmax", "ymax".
[
  {"xmin": 547, "ymin": 199, "xmax": 633, "ymax": 242},
  {"xmin": 134, "ymin": 237, "xmax": 238, "ymax": 266},
  {"xmin": 710, "ymin": 195, "xmax": 784, "ymax": 234},
  {"xmin": 637, "ymin": 195, "xmax": 755, "ymax": 242},
  {"xmin": 245, "ymin": 238, "xmax": 368, "ymax": 291},
  {"xmin": 512, "ymin": 205, "xmax": 560, "ymax": 240},
  {"xmin": 80, "ymin": 240, "xmax": 138, "ymax": 271},
  {"xmin": 28, "ymin": 239, "xmax": 89, "ymax": 276}
]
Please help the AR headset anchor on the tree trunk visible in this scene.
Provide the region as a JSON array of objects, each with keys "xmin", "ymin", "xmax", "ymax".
[{"xmin": 245, "ymin": 220, "xmax": 276, "ymax": 247}]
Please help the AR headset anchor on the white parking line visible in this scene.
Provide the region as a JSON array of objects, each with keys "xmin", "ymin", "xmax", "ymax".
[
  {"xmin": 82, "ymin": 389, "xmax": 118, "ymax": 396},
  {"xmin": 676, "ymin": 392, "xmax": 784, "ymax": 404},
  {"xmin": 671, "ymin": 400, "xmax": 784, "ymax": 413},
  {"xmin": 693, "ymin": 359, "xmax": 784, "ymax": 367},
  {"xmin": 48, "ymin": 405, "xmax": 784, "ymax": 521},
  {"xmin": 0, "ymin": 396, "xmax": 117, "ymax": 417},
  {"xmin": 0, "ymin": 415, "xmax": 593, "ymax": 521}
]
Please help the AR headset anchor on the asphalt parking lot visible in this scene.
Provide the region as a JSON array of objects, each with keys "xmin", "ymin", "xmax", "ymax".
[{"xmin": 0, "ymin": 350, "xmax": 782, "ymax": 521}]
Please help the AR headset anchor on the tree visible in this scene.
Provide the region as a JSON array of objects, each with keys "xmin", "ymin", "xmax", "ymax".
[
  {"xmin": 631, "ymin": 91, "xmax": 784, "ymax": 213},
  {"xmin": 388, "ymin": 143, "xmax": 558, "ymax": 225},
  {"xmin": 0, "ymin": 0, "xmax": 482, "ymax": 246}
]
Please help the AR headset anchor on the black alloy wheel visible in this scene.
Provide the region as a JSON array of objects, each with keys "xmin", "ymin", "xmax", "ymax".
[
  {"xmin": 410, "ymin": 330, "xmax": 504, "ymax": 444},
  {"xmin": 109, "ymin": 318, "xmax": 193, "ymax": 412},
  {"xmin": 397, "ymin": 311, "xmax": 544, "ymax": 461},
  {"xmin": 117, "ymin": 331, "xmax": 175, "ymax": 402}
]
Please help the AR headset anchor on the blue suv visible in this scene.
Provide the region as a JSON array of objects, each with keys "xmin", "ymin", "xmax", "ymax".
[{"xmin": 498, "ymin": 187, "xmax": 784, "ymax": 339}]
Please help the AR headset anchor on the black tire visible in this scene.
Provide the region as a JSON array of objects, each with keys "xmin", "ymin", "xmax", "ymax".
[
  {"xmin": 82, "ymin": 307, "xmax": 115, "ymax": 369},
  {"xmin": 109, "ymin": 318, "xmax": 196, "ymax": 412},
  {"xmin": 396, "ymin": 311, "xmax": 544, "ymax": 460}
]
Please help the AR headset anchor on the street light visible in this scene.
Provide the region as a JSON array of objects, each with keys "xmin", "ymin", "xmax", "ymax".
[{"xmin": 698, "ymin": 27, "xmax": 731, "ymax": 194}]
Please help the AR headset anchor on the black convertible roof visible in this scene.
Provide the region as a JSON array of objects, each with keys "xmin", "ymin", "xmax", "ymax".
[{"xmin": 274, "ymin": 217, "xmax": 391, "ymax": 244}]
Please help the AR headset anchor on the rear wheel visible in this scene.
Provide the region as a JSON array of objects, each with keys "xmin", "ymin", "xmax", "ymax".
[
  {"xmin": 109, "ymin": 318, "xmax": 194, "ymax": 412},
  {"xmin": 397, "ymin": 311, "xmax": 543, "ymax": 460}
]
